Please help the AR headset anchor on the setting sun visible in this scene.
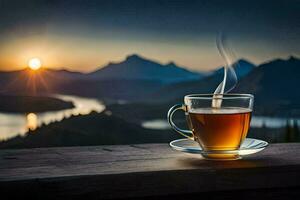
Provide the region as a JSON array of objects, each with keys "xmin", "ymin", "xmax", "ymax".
[{"xmin": 28, "ymin": 58, "xmax": 42, "ymax": 70}]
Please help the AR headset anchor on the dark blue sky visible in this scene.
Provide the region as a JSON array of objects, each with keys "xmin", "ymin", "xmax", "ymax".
[{"xmin": 0, "ymin": 0, "xmax": 299, "ymax": 72}]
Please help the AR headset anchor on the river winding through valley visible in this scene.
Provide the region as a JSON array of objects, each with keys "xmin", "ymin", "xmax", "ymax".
[{"xmin": 0, "ymin": 94, "xmax": 105, "ymax": 141}]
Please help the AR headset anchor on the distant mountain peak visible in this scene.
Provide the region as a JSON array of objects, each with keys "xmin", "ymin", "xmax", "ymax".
[
  {"xmin": 212, "ymin": 58, "xmax": 255, "ymax": 79},
  {"xmin": 235, "ymin": 58, "xmax": 253, "ymax": 65},
  {"xmin": 234, "ymin": 59, "xmax": 255, "ymax": 69},
  {"xmin": 288, "ymin": 55, "xmax": 299, "ymax": 61},
  {"xmin": 166, "ymin": 62, "xmax": 177, "ymax": 67},
  {"xmin": 88, "ymin": 54, "xmax": 203, "ymax": 82},
  {"xmin": 126, "ymin": 54, "xmax": 144, "ymax": 61}
]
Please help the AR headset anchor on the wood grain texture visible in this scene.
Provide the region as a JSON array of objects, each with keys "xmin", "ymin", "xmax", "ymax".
[{"xmin": 1, "ymin": 143, "xmax": 300, "ymax": 199}]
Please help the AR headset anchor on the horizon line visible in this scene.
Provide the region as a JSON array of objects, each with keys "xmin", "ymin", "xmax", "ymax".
[{"xmin": 0, "ymin": 54, "xmax": 298, "ymax": 74}]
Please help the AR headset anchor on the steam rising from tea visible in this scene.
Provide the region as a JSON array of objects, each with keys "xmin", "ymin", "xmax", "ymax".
[{"xmin": 212, "ymin": 34, "xmax": 238, "ymax": 108}]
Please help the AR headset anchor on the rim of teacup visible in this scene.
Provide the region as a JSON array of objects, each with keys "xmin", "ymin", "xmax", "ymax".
[{"xmin": 184, "ymin": 93, "xmax": 254, "ymax": 100}]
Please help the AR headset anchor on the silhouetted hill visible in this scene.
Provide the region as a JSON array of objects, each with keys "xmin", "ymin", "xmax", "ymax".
[
  {"xmin": 0, "ymin": 95, "xmax": 74, "ymax": 113},
  {"xmin": 234, "ymin": 56, "xmax": 300, "ymax": 116},
  {"xmin": 88, "ymin": 54, "xmax": 203, "ymax": 83},
  {"xmin": 0, "ymin": 111, "xmax": 179, "ymax": 149}
]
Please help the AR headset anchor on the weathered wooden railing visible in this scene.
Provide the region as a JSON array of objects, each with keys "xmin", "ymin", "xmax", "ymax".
[{"xmin": 1, "ymin": 143, "xmax": 300, "ymax": 199}]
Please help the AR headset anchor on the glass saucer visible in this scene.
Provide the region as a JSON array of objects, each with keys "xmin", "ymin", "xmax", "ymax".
[{"xmin": 170, "ymin": 138, "xmax": 268, "ymax": 159}]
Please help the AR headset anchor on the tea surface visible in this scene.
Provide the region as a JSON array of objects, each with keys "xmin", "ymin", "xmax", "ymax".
[{"xmin": 189, "ymin": 107, "xmax": 252, "ymax": 151}]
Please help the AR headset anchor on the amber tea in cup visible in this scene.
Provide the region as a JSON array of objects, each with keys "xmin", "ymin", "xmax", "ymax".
[{"xmin": 168, "ymin": 94, "xmax": 254, "ymax": 160}]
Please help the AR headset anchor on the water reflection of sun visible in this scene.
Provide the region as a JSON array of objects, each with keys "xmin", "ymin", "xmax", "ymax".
[{"xmin": 26, "ymin": 113, "xmax": 38, "ymax": 131}]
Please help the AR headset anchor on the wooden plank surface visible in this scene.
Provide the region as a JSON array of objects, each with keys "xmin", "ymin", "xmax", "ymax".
[{"xmin": 1, "ymin": 143, "xmax": 300, "ymax": 199}]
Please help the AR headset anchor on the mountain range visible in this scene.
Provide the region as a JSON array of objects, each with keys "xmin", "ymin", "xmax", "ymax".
[
  {"xmin": 0, "ymin": 54, "xmax": 299, "ymax": 117},
  {"xmin": 0, "ymin": 55, "xmax": 204, "ymax": 100},
  {"xmin": 150, "ymin": 56, "xmax": 299, "ymax": 116},
  {"xmin": 88, "ymin": 54, "xmax": 203, "ymax": 83},
  {"xmin": 146, "ymin": 59, "xmax": 255, "ymax": 102},
  {"xmin": 0, "ymin": 54, "xmax": 253, "ymax": 102},
  {"xmin": 212, "ymin": 59, "xmax": 255, "ymax": 78},
  {"xmin": 0, "ymin": 54, "xmax": 255, "ymax": 98},
  {"xmin": 233, "ymin": 56, "xmax": 300, "ymax": 116}
]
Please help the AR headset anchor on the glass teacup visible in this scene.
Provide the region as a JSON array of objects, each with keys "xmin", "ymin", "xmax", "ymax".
[{"xmin": 167, "ymin": 94, "xmax": 254, "ymax": 160}]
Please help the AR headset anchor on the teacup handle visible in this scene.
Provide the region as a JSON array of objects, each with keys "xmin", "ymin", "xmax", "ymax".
[{"xmin": 167, "ymin": 104, "xmax": 194, "ymax": 140}]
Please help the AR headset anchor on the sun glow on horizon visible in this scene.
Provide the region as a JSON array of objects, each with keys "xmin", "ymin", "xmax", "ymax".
[{"xmin": 28, "ymin": 58, "xmax": 42, "ymax": 70}]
